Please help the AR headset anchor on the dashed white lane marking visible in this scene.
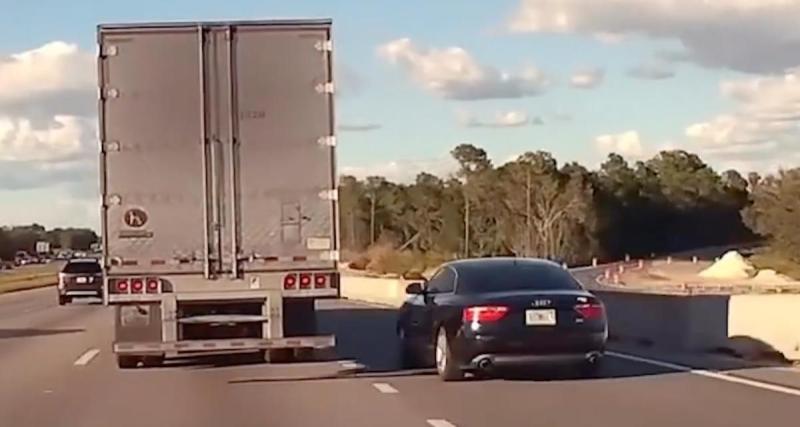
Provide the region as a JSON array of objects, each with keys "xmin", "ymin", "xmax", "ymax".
[
  {"xmin": 372, "ymin": 383, "xmax": 399, "ymax": 394},
  {"xmin": 73, "ymin": 348, "xmax": 100, "ymax": 366},
  {"xmin": 608, "ymin": 351, "xmax": 800, "ymax": 398},
  {"xmin": 427, "ymin": 420, "xmax": 457, "ymax": 427}
]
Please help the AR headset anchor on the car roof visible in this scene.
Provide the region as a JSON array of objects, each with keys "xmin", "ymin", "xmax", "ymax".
[
  {"xmin": 67, "ymin": 258, "xmax": 100, "ymax": 264},
  {"xmin": 445, "ymin": 257, "xmax": 561, "ymax": 272}
]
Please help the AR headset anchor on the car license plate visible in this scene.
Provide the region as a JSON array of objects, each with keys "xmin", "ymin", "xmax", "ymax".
[
  {"xmin": 76, "ymin": 277, "xmax": 88, "ymax": 284},
  {"xmin": 526, "ymin": 309, "xmax": 556, "ymax": 326}
]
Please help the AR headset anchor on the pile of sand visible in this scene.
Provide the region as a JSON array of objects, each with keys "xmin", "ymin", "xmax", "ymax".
[
  {"xmin": 751, "ymin": 269, "xmax": 794, "ymax": 285},
  {"xmin": 699, "ymin": 251, "xmax": 755, "ymax": 279}
]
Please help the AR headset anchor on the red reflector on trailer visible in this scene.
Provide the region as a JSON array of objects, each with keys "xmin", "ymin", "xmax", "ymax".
[
  {"xmin": 314, "ymin": 274, "xmax": 327, "ymax": 288},
  {"xmin": 299, "ymin": 273, "xmax": 312, "ymax": 289},
  {"xmin": 283, "ymin": 274, "xmax": 297, "ymax": 290},
  {"xmin": 131, "ymin": 278, "xmax": 144, "ymax": 293},
  {"xmin": 146, "ymin": 278, "xmax": 159, "ymax": 293},
  {"xmin": 116, "ymin": 279, "xmax": 129, "ymax": 293},
  {"xmin": 293, "ymin": 256, "xmax": 307, "ymax": 262}
]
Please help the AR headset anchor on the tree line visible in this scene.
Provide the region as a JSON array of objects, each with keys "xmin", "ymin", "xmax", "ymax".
[
  {"xmin": 0, "ymin": 224, "xmax": 99, "ymax": 260},
  {"xmin": 340, "ymin": 143, "xmax": 800, "ymax": 266}
]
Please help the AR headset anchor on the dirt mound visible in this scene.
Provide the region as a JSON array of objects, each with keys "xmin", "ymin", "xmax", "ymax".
[
  {"xmin": 699, "ymin": 251, "xmax": 755, "ymax": 280},
  {"xmin": 752, "ymin": 269, "xmax": 794, "ymax": 284}
]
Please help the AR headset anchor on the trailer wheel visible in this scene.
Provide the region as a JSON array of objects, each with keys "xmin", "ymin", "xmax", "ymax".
[
  {"xmin": 142, "ymin": 354, "xmax": 165, "ymax": 368},
  {"xmin": 117, "ymin": 355, "xmax": 140, "ymax": 369},
  {"xmin": 263, "ymin": 349, "xmax": 294, "ymax": 364}
]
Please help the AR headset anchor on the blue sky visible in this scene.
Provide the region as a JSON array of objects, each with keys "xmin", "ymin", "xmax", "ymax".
[{"xmin": 1, "ymin": 0, "xmax": 799, "ymax": 228}]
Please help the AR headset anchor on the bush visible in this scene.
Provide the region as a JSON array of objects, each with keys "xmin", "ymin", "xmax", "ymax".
[{"xmin": 352, "ymin": 245, "xmax": 453, "ymax": 277}]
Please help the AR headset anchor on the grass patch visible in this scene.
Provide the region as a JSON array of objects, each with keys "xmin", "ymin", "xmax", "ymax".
[
  {"xmin": 0, "ymin": 263, "xmax": 61, "ymax": 294},
  {"xmin": 750, "ymin": 251, "xmax": 800, "ymax": 280}
]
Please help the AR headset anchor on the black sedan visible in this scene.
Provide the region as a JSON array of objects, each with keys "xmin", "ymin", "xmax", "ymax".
[{"xmin": 397, "ymin": 258, "xmax": 607, "ymax": 381}]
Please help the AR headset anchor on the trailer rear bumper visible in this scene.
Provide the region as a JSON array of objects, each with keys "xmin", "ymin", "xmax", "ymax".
[{"xmin": 114, "ymin": 335, "xmax": 335, "ymax": 355}]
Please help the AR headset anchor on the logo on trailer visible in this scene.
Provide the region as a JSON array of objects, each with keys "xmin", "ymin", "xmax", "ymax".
[{"xmin": 123, "ymin": 208, "xmax": 148, "ymax": 228}]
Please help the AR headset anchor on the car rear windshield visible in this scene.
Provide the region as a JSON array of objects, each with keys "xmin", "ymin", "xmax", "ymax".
[
  {"xmin": 457, "ymin": 262, "xmax": 583, "ymax": 294},
  {"xmin": 62, "ymin": 261, "xmax": 101, "ymax": 274}
]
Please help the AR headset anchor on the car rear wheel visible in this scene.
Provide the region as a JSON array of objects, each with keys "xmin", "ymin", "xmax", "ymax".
[
  {"xmin": 435, "ymin": 327, "xmax": 464, "ymax": 381},
  {"xmin": 58, "ymin": 295, "xmax": 71, "ymax": 306}
]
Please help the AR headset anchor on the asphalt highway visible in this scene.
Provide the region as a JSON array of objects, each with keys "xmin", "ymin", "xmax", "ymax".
[{"xmin": 1, "ymin": 286, "xmax": 799, "ymax": 427}]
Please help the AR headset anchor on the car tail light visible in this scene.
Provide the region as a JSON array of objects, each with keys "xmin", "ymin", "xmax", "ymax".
[
  {"xmin": 116, "ymin": 279, "xmax": 129, "ymax": 293},
  {"xmin": 463, "ymin": 306, "xmax": 509, "ymax": 323},
  {"xmin": 283, "ymin": 274, "xmax": 297, "ymax": 290},
  {"xmin": 299, "ymin": 273, "xmax": 312, "ymax": 289},
  {"xmin": 314, "ymin": 274, "xmax": 327, "ymax": 288},
  {"xmin": 131, "ymin": 278, "xmax": 144, "ymax": 293},
  {"xmin": 574, "ymin": 303, "xmax": 604, "ymax": 320},
  {"xmin": 146, "ymin": 278, "xmax": 159, "ymax": 293}
]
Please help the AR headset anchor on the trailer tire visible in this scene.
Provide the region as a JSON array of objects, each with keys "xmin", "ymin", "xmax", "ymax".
[
  {"xmin": 117, "ymin": 355, "xmax": 140, "ymax": 369},
  {"xmin": 264, "ymin": 349, "xmax": 294, "ymax": 364}
]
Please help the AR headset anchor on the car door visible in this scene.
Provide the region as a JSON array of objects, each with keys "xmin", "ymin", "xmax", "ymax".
[{"xmin": 417, "ymin": 267, "xmax": 457, "ymax": 358}]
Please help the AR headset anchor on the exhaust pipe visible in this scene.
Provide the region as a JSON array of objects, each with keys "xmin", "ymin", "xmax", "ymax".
[
  {"xmin": 587, "ymin": 352, "xmax": 602, "ymax": 364},
  {"xmin": 477, "ymin": 357, "xmax": 493, "ymax": 370}
]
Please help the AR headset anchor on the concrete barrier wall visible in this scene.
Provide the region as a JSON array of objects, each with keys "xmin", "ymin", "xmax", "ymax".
[
  {"xmin": 727, "ymin": 294, "xmax": 800, "ymax": 361},
  {"xmin": 596, "ymin": 290, "xmax": 800, "ymax": 361},
  {"xmin": 340, "ymin": 275, "xmax": 409, "ymax": 308}
]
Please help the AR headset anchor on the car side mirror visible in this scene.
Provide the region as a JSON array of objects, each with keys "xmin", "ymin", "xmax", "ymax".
[{"xmin": 405, "ymin": 282, "xmax": 425, "ymax": 295}]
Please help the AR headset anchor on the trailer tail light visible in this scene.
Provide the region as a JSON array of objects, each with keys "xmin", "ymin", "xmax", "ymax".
[
  {"xmin": 146, "ymin": 278, "xmax": 160, "ymax": 293},
  {"xmin": 116, "ymin": 279, "xmax": 129, "ymax": 293},
  {"xmin": 299, "ymin": 273, "xmax": 312, "ymax": 289},
  {"xmin": 283, "ymin": 274, "xmax": 297, "ymax": 290},
  {"xmin": 314, "ymin": 273, "xmax": 327, "ymax": 288},
  {"xmin": 130, "ymin": 278, "xmax": 144, "ymax": 294}
]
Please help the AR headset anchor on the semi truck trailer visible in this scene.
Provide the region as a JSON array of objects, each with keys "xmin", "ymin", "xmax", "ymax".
[{"xmin": 97, "ymin": 19, "xmax": 339, "ymax": 368}]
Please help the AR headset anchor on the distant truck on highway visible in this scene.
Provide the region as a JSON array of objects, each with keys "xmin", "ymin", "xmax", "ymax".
[{"xmin": 97, "ymin": 19, "xmax": 339, "ymax": 368}]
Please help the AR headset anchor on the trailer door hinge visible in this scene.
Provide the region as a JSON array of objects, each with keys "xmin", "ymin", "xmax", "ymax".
[
  {"xmin": 320, "ymin": 250, "xmax": 340, "ymax": 261},
  {"xmin": 317, "ymin": 136, "xmax": 336, "ymax": 147},
  {"xmin": 101, "ymin": 44, "xmax": 118, "ymax": 57},
  {"xmin": 315, "ymin": 82, "xmax": 335, "ymax": 94},
  {"xmin": 318, "ymin": 189, "xmax": 338, "ymax": 201},
  {"xmin": 314, "ymin": 40, "xmax": 333, "ymax": 52}
]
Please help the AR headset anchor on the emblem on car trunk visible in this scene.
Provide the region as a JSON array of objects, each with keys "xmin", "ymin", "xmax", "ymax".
[{"xmin": 531, "ymin": 299, "xmax": 552, "ymax": 307}]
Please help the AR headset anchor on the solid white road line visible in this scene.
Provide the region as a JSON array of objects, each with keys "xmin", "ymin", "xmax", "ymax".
[
  {"xmin": 372, "ymin": 383, "xmax": 399, "ymax": 394},
  {"xmin": 73, "ymin": 348, "xmax": 100, "ymax": 366},
  {"xmin": 427, "ymin": 420, "xmax": 457, "ymax": 427},
  {"xmin": 608, "ymin": 351, "xmax": 800, "ymax": 398}
]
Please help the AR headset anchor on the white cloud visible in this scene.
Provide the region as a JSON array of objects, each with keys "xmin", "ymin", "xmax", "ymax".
[
  {"xmin": 338, "ymin": 122, "xmax": 382, "ymax": 132},
  {"xmin": 0, "ymin": 41, "xmax": 98, "ymax": 228},
  {"xmin": 628, "ymin": 61, "xmax": 676, "ymax": 80},
  {"xmin": 508, "ymin": 0, "xmax": 800, "ymax": 73},
  {"xmin": 685, "ymin": 68, "xmax": 800, "ymax": 168},
  {"xmin": 459, "ymin": 110, "xmax": 534, "ymax": 128},
  {"xmin": 0, "ymin": 115, "xmax": 94, "ymax": 162},
  {"xmin": 341, "ymin": 156, "xmax": 458, "ymax": 183},
  {"xmin": 569, "ymin": 67, "xmax": 605, "ymax": 89},
  {"xmin": 594, "ymin": 32, "xmax": 626, "ymax": 44},
  {"xmin": 0, "ymin": 41, "xmax": 95, "ymax": 118},
  {"xmin": 378, "ymin": 38, "xmax": 550, "ymax": 100},
  {"xmin": 595, "ymin": 130, "xmax": 645, "ymax": 158}
]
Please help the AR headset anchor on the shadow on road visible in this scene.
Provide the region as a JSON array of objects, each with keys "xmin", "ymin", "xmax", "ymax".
[{"xmin": 0, "ymin": 328, "xmax": 84, "ymax": 339}]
